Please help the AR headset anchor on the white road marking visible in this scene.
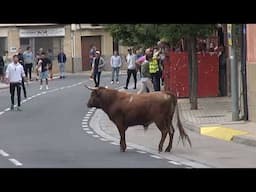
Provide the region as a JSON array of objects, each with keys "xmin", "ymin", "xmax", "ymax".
[
  {"xmin": 136, "ymin": 151, "xmax": 147, "ymax": 154},
  {"xmin": 150, "ymin": 155, "xmax": 162, "ymax": 159},
  {"xmin": 87, "ymin": 111, "xmax": 93, "ymax": 114},
  {"xmin": 9, "ymin": 159, "xmax": 23, "ymax": 166},
  {"xmin": 127, "ymin": 146, "xmax": 134, "ymax": 150},
  {"xmin": 77, "ymin": 82, "xmax": 83, "ymax": 85},
  {"xmin": 0, "ymin": 112, "xmax": 5, "ymax": 115},
  {"xmin": 100, "ymin": 138, "xmax": 108, "ymax": 141},
  {"xmin": 82, "ymin": 124, "xmax": 88, "ymax": 127},
  {"xmin": 83, "ymin": 117, "xmax": 90, "ymax": 120},
  {"xmin": 110, "ymin": 142, "xmax": 119, "ymax": 145},
  {"xmin": 168, "ymin": 161, "xmax": 181, "ymax": 165},
  {"xmin": 82, "ymin": 120, "xmax": 88, "ymax": 123},
  {"xmin": 41, "ymin": 92, "xmax": 47, "ymax": 94},
  {"xmin": 0, "ymin": 149, "xmax": 9, "ymax": 157},
  {"xmin": 85, "ymin": 114, "xmax": 91, "ymax": 117},
  {"xmin": 83, "ymin": 128, "xmax": 90, "ymax": 131},
  {"xmin": 4, "ymin": 108, "xmax": 10, "ymax": 112},
  {"xmin": 36, "ymin": 94, "xmax": 41, "ymax": 96},
  {"xmin": 60, "ymin": 87, "xmax": 65, "ymax": 90},
  {"xmin": 92, "ymin": 135, "xmax": 100, "ymax": 138},
  {"xmin": 86, "ymin": 131, "xmax": 94, "ymax": 134}
]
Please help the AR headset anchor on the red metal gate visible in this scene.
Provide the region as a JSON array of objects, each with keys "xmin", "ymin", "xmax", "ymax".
[{"xmin": 164, "ymin": 51, "xmax": 219, "ymax": 98}]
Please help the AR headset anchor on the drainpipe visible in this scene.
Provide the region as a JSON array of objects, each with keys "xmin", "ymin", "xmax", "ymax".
[{"xmin": 241, "ymin": 24, "xmax": 249, "ymax": 120}]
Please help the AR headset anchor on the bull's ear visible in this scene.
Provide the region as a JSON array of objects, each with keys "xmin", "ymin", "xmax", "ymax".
[{"xmin": 84, "ymin": 85, "xmax": 98, "ymax": 91}]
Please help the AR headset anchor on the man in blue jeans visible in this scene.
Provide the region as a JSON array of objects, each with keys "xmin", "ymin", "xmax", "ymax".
[{"xmin": 57, "ymin": 49, "xmax": 67, "ymax": 79}]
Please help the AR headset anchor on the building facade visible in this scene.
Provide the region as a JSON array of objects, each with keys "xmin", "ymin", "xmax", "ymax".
[
  {"xmin": 0, "ymin": 24, "xmax": 129, "ymax": 74},
  {"xmin": 246, "ymin": 24, "xmax": 256, "ymax": 122}
]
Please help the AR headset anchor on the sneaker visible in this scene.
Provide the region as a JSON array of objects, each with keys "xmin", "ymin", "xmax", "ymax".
[
  {"xmin": 111, "ymin": 81, "xmax": 114, "ymax": 84},
  {"xmin": 46, "ymin": 85, "xmax": 49, "ymax": 90},
  {"xmin": 10, "ymin": 105, "xmax": 14, "ymax": 111},
  {"xmin": 124, "ymin": 87, "xmax": 128, "ymax": 89},
  {"xmin": 17, "ymin": 107, "xmax": 22, "ymax": 111},
  {"xmin": 116, "ymin": 81, "xmax": 119, "ymax": 84},
  {"xmin": 40, "ymin": 85, "xmax": 43, "ymax": 90},
  {"xmin": 24, "ymin": 95, "xmax": 27, "ymax": 99}
]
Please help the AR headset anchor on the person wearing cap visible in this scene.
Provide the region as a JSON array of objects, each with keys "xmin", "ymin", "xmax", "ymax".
[
  {"xmin": 110, "ymin": 50, "xmax": 122, "ymax": 84},
  {"xmin": 92, "ymin": 51, "xmax": 105, "ymax": 87}
]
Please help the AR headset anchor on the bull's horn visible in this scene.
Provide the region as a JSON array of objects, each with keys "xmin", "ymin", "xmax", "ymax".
[{"xmin": 84, "ymin": 85, "xmax": 98, "ymax": 90}]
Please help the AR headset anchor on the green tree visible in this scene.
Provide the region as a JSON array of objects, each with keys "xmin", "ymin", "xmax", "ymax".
[{"xmin": 106, "ymin": 24, "xmax": 216, "ymax": 109}]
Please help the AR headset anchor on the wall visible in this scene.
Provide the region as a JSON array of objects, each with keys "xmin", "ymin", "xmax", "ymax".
[{"xmin": 246, "ymin": 24, "xmax": 256, "ymax": 121}]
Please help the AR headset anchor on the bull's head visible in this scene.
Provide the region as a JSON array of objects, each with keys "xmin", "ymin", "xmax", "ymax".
[{"xmin": 85, "ymin": 85, "xmax": 106, "ymax": 108}]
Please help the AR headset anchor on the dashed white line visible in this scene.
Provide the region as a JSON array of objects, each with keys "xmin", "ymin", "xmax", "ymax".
[
  {"xmin": 4, "ymin": 108, "xmax": 10, "ymax": 112},
  {"xmin": 127, "ymin": 146, "xmax": 134, "ymax": 150},
  {"xmin": 110, "ymin": 142, "xmax": 119, "ymax": 145},
  {"xmin": 0, "ymin": 149, "xmax": 9, "ymax": 157},
  {"xmin": 100, "ymin": 138, "xmax": 108, "ymax": 141},
  {"xmin": 82, "ymin": 121, "xmax": 88, "ymax": 125},
  {"xmin": 82, "ymin": 118, "xmax": 89, "ymax": 121},
  {"xmin": 85, "ymin": 114, "xmax": 91, "ymax": 117},
  {"xmin": 87, "ymin": 111, "xmax": 93, "ymax": 114},
  {"xmin": 86, "ymin": 131, "xmax": 94, "ymax": 134},
  {"xmin": 82, "ymin": 125, "xmax": 88, "ymax": 128},
  {"xmin": 9, "ymin": 159, "xmax": 23, "ymax": 166},
  {"xmin": 168, "ymin": 161, "xmax": 181, "ymax": 165},
  {"xmin": 0, "ymin": 112, "xmax": 5, "ymax": 115},
  {"xmin": 137, "ymin": 151, "xmax": 147, "ymax": 154},
  {"xmin": 41, "ymin": 92, "xmax": 47, "ymax": 94},
  {"xmin": 83, "ymin": 117, "xmax": 90, "ymax": 120},
  {"xmin": 150, "ymin": 155, "xmax": 162, "ymax": 159},
  {"xmin": 83, "ymin": 128, "xmax": 90, "ymax": 131},
  {"xmin": 60, "ymin": 87, "xmax": 65, "ymax": 90},
  {"xmin": 36, "ymin": 94, "xmax": 41, "ymax": 96},
  {"xmin": 92, "ymin": 135, "xmax": 100, "ymax": 138}
]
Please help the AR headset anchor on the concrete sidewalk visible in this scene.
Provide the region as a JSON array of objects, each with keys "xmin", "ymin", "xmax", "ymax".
[
  {"xmin": 179, "ymin": 97, "xmax": 256, "ymax": 147},
  {"xmin": 91, "ymin": 81, "xmax": 256, "ymax": 151}
]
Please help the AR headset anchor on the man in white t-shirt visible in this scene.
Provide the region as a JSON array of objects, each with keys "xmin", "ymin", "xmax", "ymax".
[
  {"xmin": 110, "ymin": 50, "xmax": 122, "ymax": 84},
  {"xmin": 5, "ymin": 55, "xmax": 26, "ymax": 111},
  {"xmin": 124, "ymin": 48, "xmax": 137, "ymax": 89}
]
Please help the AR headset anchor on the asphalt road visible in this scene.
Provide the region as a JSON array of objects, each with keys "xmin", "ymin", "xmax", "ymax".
[{"xmin": 0, "ymin": 74, "xmax": 184, "ymax": 168}]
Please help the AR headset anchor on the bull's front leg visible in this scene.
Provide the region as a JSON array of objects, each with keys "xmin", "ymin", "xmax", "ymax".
[{"xmin": 116, "ymin": 124, "xmax": 127, "ymax": 152}]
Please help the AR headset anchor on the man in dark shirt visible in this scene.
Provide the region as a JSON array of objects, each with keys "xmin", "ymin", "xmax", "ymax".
[
  {"xmin": 17, "ymin": 48, "xmax": 27, "ymax": 98},
  {"xmin": 38, "ymin": 52, "xmax": 51, "ymax": 90},
  {"xmin": 92, "ymin": 51, "xmax": 104, "ymax": 87}
]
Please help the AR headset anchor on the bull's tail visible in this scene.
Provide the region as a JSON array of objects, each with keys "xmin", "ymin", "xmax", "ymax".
[{"xmin": 175, "ymin": 101, "xmax": 192, "ymax": 147}]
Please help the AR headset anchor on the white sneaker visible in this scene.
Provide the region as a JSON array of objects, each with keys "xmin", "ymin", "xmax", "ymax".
[
  {"xmin": 40, "ymin": 85, "xmax": 43, "ymax": 90},
  {"xmin": 111, "ymin": 81, "xmax": 114, "ymax": 84},
  {"xmin": 117, "ymin": 81, "xmax": 119, "ymax": 84},
  {"xmin": 46, "ymin": 85, "xmax": 49, "ymax": 90}
]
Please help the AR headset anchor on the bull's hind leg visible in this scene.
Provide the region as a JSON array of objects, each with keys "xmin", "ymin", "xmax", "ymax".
[
  {"xmin": 155, "ymin": 121, "xmax": 168, "ymax": 153},
  {"xmin": 165, "ymin": 123, "xmax": 175, "ymax": 152}
]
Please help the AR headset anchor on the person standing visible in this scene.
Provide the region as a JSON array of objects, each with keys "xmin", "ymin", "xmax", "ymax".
[
  {"xmin": 124, "ymin": 48, "xmax": 137, "ymax": 89},
  {"xmin": 17, "ymin": 48, "xmax": 27, "ymax": 98},
  {"xmin": 23, "ymin": 46, "xmax": 34, "ymax": 81},
  {"xmin": 38, "ymin": 52, "xmax": 51, "ymax": 90},
  {"xmin": 149, "ymin": 49, "xmax": 161, "ymax": 91},
  {"xmin": 5, "ymin": 55, "xmax": 26, "ymax": 111},
  {"xmin": 47, "ymin": 49, "xmax": 54, "ymax": 79},
  {"xmin": 110, "ymin": 50, "xmax": 122, "ymax": 84},
  {"xmin": 137, "ymin": 54, "xmax": 154, "ymax": 94},
  {"xmin": 92, "ymin": 51, "xmax": 104, "ymax": 87},
  {"xmin": 57, "ymin": 49, "xmax": 67, "ymax": 79},
  {"xmin": 0, "ymin": 54, "xmax": 4, "ymax": 82}
]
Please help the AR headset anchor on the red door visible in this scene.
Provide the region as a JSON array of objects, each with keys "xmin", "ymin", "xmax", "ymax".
[{"xmin": 81, "ymin": 36, "xmax": 101, "ymax": 71}]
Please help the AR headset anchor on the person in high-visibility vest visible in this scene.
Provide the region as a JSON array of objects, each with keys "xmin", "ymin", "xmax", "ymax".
[{"xmin": 149, "ymin": 49, "xmax": 161, "ymax": 91}]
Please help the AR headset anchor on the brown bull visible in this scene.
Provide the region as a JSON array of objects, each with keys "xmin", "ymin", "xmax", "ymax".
[{"xmin": 86, "ymin": 86, "xmax": 191, "ymax": 152}]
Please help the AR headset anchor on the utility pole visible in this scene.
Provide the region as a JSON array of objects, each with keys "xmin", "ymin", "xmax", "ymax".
[
  {"xmin": 228, "ymin": 24, "xmax": 239, "ymax": 121},
  {"xmin": 241, "ymin": 24, "xmax": 248, "ymax": 120}
]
